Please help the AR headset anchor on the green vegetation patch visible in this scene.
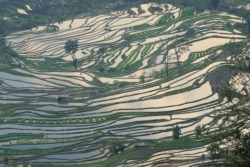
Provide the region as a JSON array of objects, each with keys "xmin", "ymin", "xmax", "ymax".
[
  {"xmin": 117, "ymin": 45, "xmax": 143, "ymax": 70},
  {"xmin": 156, "ymin": 13, "xmax": 172, "ymax": 26},
  {"xmin": 180, "ymin": 7, "xmax": 195, "ymax": 19}
]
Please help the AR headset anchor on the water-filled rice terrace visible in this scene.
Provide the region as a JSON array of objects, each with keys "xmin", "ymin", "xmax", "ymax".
[{"xmin": 1, "ymin": 3, "xmax": 249, "ymax": 167}]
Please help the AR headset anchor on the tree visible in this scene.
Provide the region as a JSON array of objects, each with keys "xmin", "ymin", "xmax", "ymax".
[
  {"xmin": 139, "ymin": 74, "xmax": 145, "ymax": 83},
  {"xmin": 247, "ymin": 15, "xmax": 250, "ymax": 33},
  {"xmin": 220, "ymin": 88, "xmax": 235, "ymax": 102},
  {"xmin": 0, "ymin": 20, "xmax": 7, "ymax": 37},
  {"xmin": 172, "ymin": 125, "xmax": 181, "ymax": 140},
  {"xmin": 163, "ymin": 40, "xmax": 169, "ymax": 76},
  {"xmin": 247, "ymin": 15, "xmax": 250, "ymax": 25},
  {"xmin": 207, "ymin": 143, "xmax": 220, "ymax": 160},
  {"xmin": 174, "ymin": 44, "xmax": 191, "ymax": 74},
  {"xmin": 98, "ymin": 47, "xmax": 106, "ymax": 54},
  {"xmin": 195, "ymin": 125, "xmax": 202, "ymax": 138},
  {"xmin": 73, "ymin": 59, "xmax": 77, "ymax": 69},
  {"xmin": 64, "ymin": 39, "xmax": 78, "ymax": 54},
  {"xmin": 111, "ymin": 141, "xmax": 126, "ymax": 154},
  {"xmin": 201, "ymin": 154, "xmax": 206, "ymax": 162},
  {"xmin": 64, "ymin": 39, "xmax": 78, "ymax": 68},
  {"xmin": 174, "ymin": 47, "xmax": 181, "ymax": 74},
  {"xmin": 3, "ymin": 157, "xmax": 8, "ymax": 166},
  {"xmin": 211, "ymin": 0, "xmax": 220, "ymax": 9}
]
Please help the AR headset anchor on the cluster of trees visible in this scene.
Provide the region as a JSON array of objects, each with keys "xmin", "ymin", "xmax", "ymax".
[
  {"xmin": 1, "ymin": 0, "xmax": 250, "ymax": 35},
  {"xmin": 162, "ymin": 0, "xmax": 250, "ymax": 35},
  {"xmin": 203, "ymin": 112, "xmax": 250, "ymax": 166},
  {"xmin": 223, "ymin": 41, "xmax": 250, "ymax": 71},
  {"xmin": 111, "ymin": 141, "xmax": 126, "ymax": 154},
  {"xmin": 211, "ymin": 0, "xmax": 220, "ymax": 9},
  {"xmin": 193, "ymin": 87, "xmax": 250, "ymax": 166},
  {"xmin": 227, "ymin": 8, "xmax": 250, "ymax": 34},
  {"xmin": 0, "ymin": 0, "xmax": 121, "ymax": 33},
  {"xmin": 64, "ymin": 39, "xmax": 78, "ymax": 54},
  {"xmin": 247, "ymin": 15, "xmax": 250, "ymax": 33},
  {"xmin": 0, "ymin": 20, "xmax": 7, "ymax": 37}
]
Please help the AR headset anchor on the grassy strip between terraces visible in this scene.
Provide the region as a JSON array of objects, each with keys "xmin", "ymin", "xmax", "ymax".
[
  {"xmin": 128, "ymin": 26, "xmax": 167, "ymax": 41},
  {"xmin": 132, "ymin": 23, "xmax": 151, "ymax": 30},
  {"xmin": 176, "ymin": 14, "xmax": 233, "ymax": 30},
  {"xmin": 156, "ymin": 13, "xmax": 172, "ymax": 26},
  {"xmin": 0, "ymin": 134, "xmax": 43, "ymax": 143},
  {"xmin": 142, "ymin": 42, "xmax": 154, "ymax": 55},
  {"xmin": 0, "ymin": 67, "xmax": 34, "ymax": 78}
]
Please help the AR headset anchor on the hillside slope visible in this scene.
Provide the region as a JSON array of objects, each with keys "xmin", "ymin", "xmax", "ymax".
[{"xmin": 0, "ymin": 1, "xmax": 250, "ymax": 167}]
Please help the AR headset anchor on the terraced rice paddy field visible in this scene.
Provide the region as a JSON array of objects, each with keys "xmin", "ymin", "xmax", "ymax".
[{"xmin": 1, "ymin": 3, "xmax": 250, "ymax": 167}]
